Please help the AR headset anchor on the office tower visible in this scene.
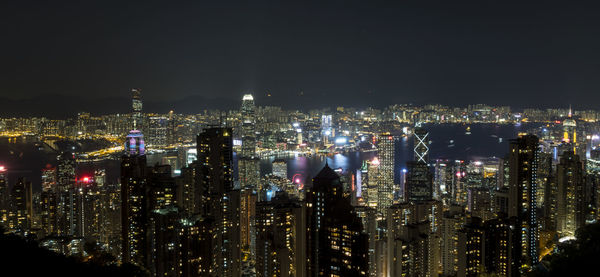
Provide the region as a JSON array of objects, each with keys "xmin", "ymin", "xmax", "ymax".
[
  {"xmin": 10, "ymin": 178, "xmax": 33, "ymax": 233},
  {"xmin": 414, "ymin": 127, "xmax": 429, "ymax": 163},
  {"xmin": 306, "ymin": 165, "xmax": 368, "ymax": 276},
  {"xmin": 405, "ymin": 161, "xmax": 434, "ymax": 202},
  {"xmin": 98, "ymin": 182, "xmax": 122, "ymax": 257},
  {"xmin": 376, "ymin": 133, "xmax": 395, "ymax": 217},
  {"xmin": 556, "ymin": 151, "xmax": 585, "ymax": 237},
  {"xmin": 272, "ymin": 159, "xmax": 287, "ymax": 179},
  {"xmin": 387, "ymin": 201, "xmax": 442, "ymax": 277},
  {"xmin": 0, "ymin": 167, "xmax": 8, "ymax": 226},
  {"xmin": 132, "ymin": 88, "xmax": 143, "ymax": 130},
  {"xmin": 434, "ymin": 159, "xmax": 450, "ymax": 200},
  {"xmin": 256, "ymin": 192, "xmax": 306, "ymax": 277},
  {"xmin": 457, "ymin": 217, "xmax": 484, "ymax": 277},
  {"xmin": 167, "ymin": 110, "xmax": 176, "ymax": 145},
  {"xmin": 441, "ymin": 205, "xmax": 465, "ymax": 276},
  {"xmin": 121, "ymin": 130, "xmax": 149, "ymax": 267},
  {"xmin": 321, "ymin": 114, "xmax": 333, "ymax": 144},
  {"xmin": 241, "ymin": 94, "xmax": 257, "ymax": 158},
  {"xmin": 508, "ymin": 135, "xmax": 539, "ymax": 267},
  {"xmin": 365, "ymin": 157, "xmax": 380, "ymax": 209},
  {"xmin": 196, "ymin": 127, "xmax": 241, "ymax": 276},
  {"xmin": 562, "ymin": 107, "xmax": 577, "ymax": 154}
]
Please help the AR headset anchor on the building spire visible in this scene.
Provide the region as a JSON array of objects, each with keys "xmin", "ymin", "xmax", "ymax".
[{"xmin": 568, "ymin": 104, "xmax": 572, "ymax": 118}]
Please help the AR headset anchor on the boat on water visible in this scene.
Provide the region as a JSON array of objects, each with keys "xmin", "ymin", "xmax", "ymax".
[{"xmin": 465, "ymin": 126, "xmax": 471, "ymax": 135}]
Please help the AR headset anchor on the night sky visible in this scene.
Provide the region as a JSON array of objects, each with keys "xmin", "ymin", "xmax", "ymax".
[{"xmin": 2, "ymin": 0, "xmax": 600, "ymax": 114}]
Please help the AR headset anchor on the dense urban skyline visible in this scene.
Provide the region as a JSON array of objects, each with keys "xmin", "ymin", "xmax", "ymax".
[{"xmin": 3, "ymin": 1, "xmax": 600, "ymax": 276}]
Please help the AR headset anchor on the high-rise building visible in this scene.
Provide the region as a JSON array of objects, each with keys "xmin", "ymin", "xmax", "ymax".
[
  {"xmin": 272, "ymin": 159, "xmax": 287, "ymax": 179},
  {"xmin": 556, "ymin": 151, "xmax": 585, "ymax": 237},
  {"xmin": 306, "ymin": 164, "xmax": 368, "ymax": 276},
  {"xmin": 387, "ymin": 200, "xmax": 442, "ymax": 277},
  {"xmin": 241, "ymin": 94, "xmax": 256, "ymax": 159},
  {"xmin": 10, "ymin": 177, "xmax": 33, "ymax": 233},
  {"xmin": 56, "ymin": 152, "xmax": 76, "ymax": 236},
  {"xmin": 405, "ymin": 161, "xmax": 434, "ymax": 202},
  {"xmin": 256, "ymin": 192, "xmax": 306, "ymax": 277},
  {"xmin": 484, "ymin": 217, "xmax": 520, "ymax": 277},
  {"xmin": 376, "ymin": 133, "xmax": 395, "ymax": 217},
  {"xmin": 132, "ymin": 88, "xmax": 143, "ymax": 131},
  {"xmin": 0, "ymin": 166, "xmax": 8, "ymax": 226},
  {"xmin": 121, "ymin": 130, "xmax": 149, "ymax": 267},
  {"xmin": 441, "ymin": 205, "xmax": 465, "ymax": 276},
  {"xmin": 508, "ymin": 135, "xmax": 539, "ymax": 268},
  {"xmin": 414, "ymin": 127, "xmax": 430, "ymax": 164},
  {"xmin": 196, "ymin": 127, "xmax": 241, "ymax": 276},
  {"xmin": 457, "ymin": 218, "xmax": 484, "ymax": 277}
]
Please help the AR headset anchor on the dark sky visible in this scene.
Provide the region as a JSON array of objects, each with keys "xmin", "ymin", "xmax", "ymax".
[{"xmin": 2, "ymin": 0, "xmax": 600, "ymax": 113}]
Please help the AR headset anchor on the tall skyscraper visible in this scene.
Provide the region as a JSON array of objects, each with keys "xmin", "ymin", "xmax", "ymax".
[
  {"xmin": 10, "ymin": 177, "xmax": 33, "ymax": 233},
  {"xmin": 508, "ymin": 135, "xmax": 539, "ymax": 268},
  {"xmin": 405, "ymin": 161, "xmax": 434, "ymax": 202},
  {"xmin": 306, "ymin": 164, "xmax": 368, "ymax": 276},
  {"xmin": 0, "ymin": 166, "xmax": 8, "ymax": 226},
  {"xmin": 121, "ymin": 130, "xmax": 149, "ymax": 267},
  {"xmin": 256, "ymin": 192, "xmax": 306, "ymax": 277},
  {"xmin": 376, "ymin": 133, "xmax": 395, "ymax": 217},
  {"xmin": 196, "ymin": 127, "xmax": 241, "ymax": 276},
  {"xmin": 556, "ymin": 151, "xmax": 585, "ymax": 237},
  {"xmin": 414, "ymin": 127, "xmax": 430, "ymax": 164},
  {"xmin": 132, "ymin": 88, "xmax": 143, "ymax": 131},
  {"xmin": 56, "ymin": 152, "xmax": 76, "ymax": 236},
  {"xmin": 387, "ymin": 200, "xmax": 442, "ymax": 277},
  {"xmin": 240, "ymin": 94, "xmax": 256, "ymax": 159}
]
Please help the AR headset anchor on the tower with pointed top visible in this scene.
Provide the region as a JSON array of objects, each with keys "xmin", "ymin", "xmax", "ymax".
[{"xmin": 132, "ymin": 88, "xmax": 143, "ymax": 131}]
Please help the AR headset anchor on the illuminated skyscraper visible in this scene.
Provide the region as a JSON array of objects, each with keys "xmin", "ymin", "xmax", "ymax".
[
  {"xmin": 556, "ymin": 151, "xmax": 585, "ymax": 237},
  {"xmin": 387, "ymin": 201, "xmax": 442, "ymax": 277},
  {"xmin": 405, "ymin": 161, "xmax": 434, "ymax": 202},
  {"xmin": 240, "ymin": 94, "xmax": 256, "ymax": 158},
  {"xmin": 56, "ymin": 152, "xmax": 76, "ymax": 236},
  {"xmin": 508, "ymin": 135, "xmax": 539, "ymax": 268},
  {"xmin": 376, "ymin": 133, "xmax": 395, "ymax": 217},
  {"xmin": 256, "ymin": 192, "xmax": 306, "ymax": 277},
  {"xmin": 272, "ymin": 159, "xmax": 287, "ymax": 179},
  {"xmin": 196, "ymin": 127, "xmax": 241, "ymax": 276},
  {"xmin": 121, "ymin": 130, "xmax": 149, "ymax": 267},
  {"xmin": 414, "ymin": 127, "xmax": 430, "ymax": 164},
  {"xmin": 132, "ymin": 88, "xmax": 143, "ymax": 131},
  {"xmin": 457, "ymin": 218, "xmax": 484, "ymax": 277},
  {"xmin": 306, "ymin": 165, "xmax": 369, "ymax": 276},
  {"xmin": 0, "ymin": 166, "xmax": 8, "ymax": 226},
  {"xmin": 10, "ymin": 178, "xmax": 33, "ymax": 233}
]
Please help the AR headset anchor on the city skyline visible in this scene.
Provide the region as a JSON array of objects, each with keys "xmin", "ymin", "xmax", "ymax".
[{"xmin": 2, "ymin": 1, "xmax": 600, "ymax": 276}]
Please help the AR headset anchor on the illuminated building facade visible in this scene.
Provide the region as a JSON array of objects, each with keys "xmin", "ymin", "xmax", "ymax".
[
  {"xmin": 306, "ymin": 165, "xmax": 368, "ymax": 276},
  {"xmin": 508, "ymin": 135, "xmax": 539, "ymax": 268},
  {"xmin": 556, "ymin": 151, "xmax": 585, "ymax": 237},
  {"xmin": 256, "ymin": 192, "xmax": 306, "ymax": 277},
  {"xmin": 196, "ymin": 127, "xmax": 241, "ymax": 276},
  {"xmin": 457, "ymin": 218, "xmax": 484, "ymax": 277},
  {"xmin": 405, "ymin": 161, "xmax": 434, "ymax": 202},
  {"xmin": 121, "ymin": 130, "xmax": 149, "ymax": 267},
  {"xmin": 132, "ymin": 88, "xmax": 143, "ymax": 130},
  {"xmin": 376, "ymin": 133, "xmax": 395, "ymax": 217},
  {"xmin": 10, "ymin": 177, "xmax": 33, "ymax": 233},
  {"xmin": 414, "ymin": 127, "xmax": 430, "ymax": 164}
]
